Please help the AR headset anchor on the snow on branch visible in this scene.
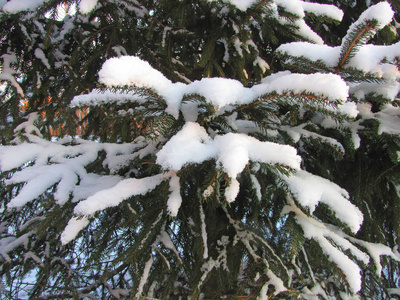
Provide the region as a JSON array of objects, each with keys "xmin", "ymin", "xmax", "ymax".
[
  {"xmin": 274, "ymin": 0, "xmax": 344, "ymax": 45},
  {"xmin": 156, "ymin": 122, "xmax": 301, "ymax": 202},
  {"xmin": 0, "ymin": 53, "xmax": 24, "ymax": 96},
  {"xmin": 342, "ymin": 1, "xmax": 394, "ymax": 45},
  {"xmin": 282, "ymin": 170, "xmax": 363, "ymax": 233},
  {"xmin": 277, "ymin": 2, "xmax": 398, "ymax": 102},
  {"xmin": 283, "ymin": 202, "xmax": 368, "ymax": 294},
  {"xmin": 0, "ymin": 232, "xmax": 33, "ymax": 263},
  {"xmin": 96, "ymin": 56, "xmax": 351, "ymax": 120},
  {"xmin": 338, "ymin": 2, "xmax": 394, "ymax": 71},
  {"xmin": 2, "ymin": 0, "xmax": 46, "ymax": 13},
  {"xmin": 0, "ymin": 131, "xmax": 147, "ymax": 208},
  {"xmin": 73, "ymin": 173, "xmax": 171, "ymax": 216}
]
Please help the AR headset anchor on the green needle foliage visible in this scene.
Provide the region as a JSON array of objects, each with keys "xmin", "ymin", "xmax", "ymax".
[{"xmin": 1, "ymin": 1, "xmax": 400, "ymax": 299}]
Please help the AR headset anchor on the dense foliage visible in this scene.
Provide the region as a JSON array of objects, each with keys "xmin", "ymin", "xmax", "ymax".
[{"xmin": 1, "ymin": 0, "xmax": 400, "ymax": 299}]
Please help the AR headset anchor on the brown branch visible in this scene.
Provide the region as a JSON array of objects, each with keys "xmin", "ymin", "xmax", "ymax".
[{"xmin": 336, "ymin": 21, "xmax": 374, "ymax": 72}]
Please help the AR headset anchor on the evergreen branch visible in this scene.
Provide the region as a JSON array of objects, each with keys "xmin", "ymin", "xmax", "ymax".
[
  {"xmin": 276, "ymin": 53, "xmax": 335, "ymax": 74},
  {"xmin": 336, "ymin": 21, "xmax": 377, "ymax": 72},
  {"xmin": 29, "ymin": 263, "xmax": 129, "ymax": 300}
]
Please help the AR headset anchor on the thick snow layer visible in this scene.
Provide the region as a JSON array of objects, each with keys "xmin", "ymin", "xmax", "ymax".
[
  {"xmin": 0, "ymin": 53, "xmax": 24, "ymax": 96},
  {"xmin": 2, "ymin": 0, "xmax": 46, "ymax": 13},
  {"xmin": 1, "ymin": 129, "xmax": 148, "ymax": 208},
  {"xmin": 73, "ymin": 173, "xmax": 171, "ymax": 216},
  {"xmin": 343, "ymin": 1, "xmax": 394, "ymax": 44},
  {"xmin": 301, "ymin": 2, "xmax": 343, "ymax": 21},
  {"xmin": 72, "ymin": 174, "xmax": 122, "ymax": 202},
  {"xmin": 351, "ymin": 49, "xmax": 400, "ymax": 79},
  {"xmin": 156, "ymin": 122, "xmax": 301, "ymax": 202},
  {"xmin": 277, "ymin": 13, "xmax": 398, "ymax": 101},
  {"xmin": 274, "ymin": 0, "xmax": 343, "ymax": 44},
  {"xmin": 98, "ymin": 56, "xmax": 351, "ymax": 120},
  {"xmin": 283, "ymin": 170, "xmax": 363, "ymax": 233},
  {"xmin": 278, "ymin": 41, "xmax": 400, "ymax": 79},
  {"xmin": 79, "ymin": 0, "xmax": 98, "ymax": 14},
  {"xmin": 156, "ymin": 122, "xmax": 301, "ymax": 176},
  {"xmin": 186, "ymin": 77, "xmax": 255, "ymax": 108},
  {"xmin": 257, "ymin": 72, "xmax": 349, "ymax": 102},
  {"xmin": 167, "ymin": 175, "xmax": 182, "ymax": 217},
  {"xmin": 277, "ymin": 42, "xmax": 340, "ymax": 67},
  {"xmin": 60, "ymin": 217, "xmax": 89, "ymax": 245},
  {"xmin": 276, "ymin": 0, "xmax": 305, "ymax": 18},
  {"xmin": 0, "ymin": 142, "xmax": 41, "ymax": 172},
  {"xmin": 34, "ymin": 48, "xmax": 51, "ymax": 69},
  {"xmin": 156, "ymin": 122, "xmax": 215, "ymax": 170},
  {"xmin": 99, "ymin": 56, "xmax": 173, "ymax": 94}
]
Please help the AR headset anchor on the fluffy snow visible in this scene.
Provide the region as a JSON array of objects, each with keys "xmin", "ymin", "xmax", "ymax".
[
  {"xmin": 225, "ymin": 178, "xmax": 241, "ymax": 203},
  {"xmin": 343, "ymin": 1, "xmax": 394, "ymax": 44},
  {"xmin": 0, "ymin": 53, "xmax": 24, "ymax": 96},
  {"xmin": 283, "ymin": 203, "xmax": 365, "ymax": 294},
  {"xmin": 98, "ymin": 56, "xmax": 351, "ymax": 119},
  {"xmin": 200, "ymin": 204, "xmax": 209, "ymax": 259},
  {"xmin": 135, "ymin": 256, "xmax": 154, "ymax": 298},
  {"xmin": 278, "ymin": 41, "xmax": 400, "ymax": 80},
  {"xmin": 34, "ymin": 48, "xmax": 51, "ymax": 69},
  {"xmin": 283, "ymin": 170, "xmax": 363, "ymax": 233},
  {"xmin": 156, "ymin": 122, "xmax": 301, "ymax": 175},
  {"xmin": 6, "ymin": 165, "xmax": 64, "ymax": 208},
  {"xmin": 79, "ymin": 0, "xmax": 98, "ymax": 14},
  {"xmin": 156, "ymin": 122, "xmax": 300, "ymax": 202},
  {"xmin": 98, "ymin": 56, "xmax": 173, "ymax": 94},
  {"xmin": 72, "ymin": 174, "xmax": 122, "ymax": 202},
  {"xmin": 60, "ymin": 217, "xmax": 90, "ymax": 245},
  {"xmin": 167, "ymin": 175, "xmax": 182, "ymax": 217},
  {"xmin": 301, "ymin": 2, "xmax": 343, "ymax": 21},
  {"xmin": 73, "ymin": 173, "xmax": 171, "ymax": 216},
  {"xmin": 276, "ymin": 0, "xmax": 305, "ymax": 18},
  {"xmin": 277, "ymin": 4, "xmax": 398, "ymax": 101},
  {"xmin": 155, "ymin": 122, "xmax": 215, "ymax": 170},
  {"xmin": 2, "ymin": 0, "xmax": 46, "ymax": 13},
  {"xmin": 277, "ymin": 42, "xmax": 340, "ymax": 67},
  {"xmin": 186, "ymin": 77, "xmax": 254, "ymax": 108},
  {"xmin": 274, "ymin": 0, "xmax": 344, "ymax": 44},
  {"xmin": 346, "ymin": 42, "xmax": 400, "ymax": 76},
  {"xmin": 257, "ymin": 72, "xmax": 349, "ymax": 102},
  {"xmin": 0, "ymin": 143, "xmax": 42, "ymax": 172},
  {"xmin": 0, "ymin": 128, "xmax": 150, "ymax": 209}
]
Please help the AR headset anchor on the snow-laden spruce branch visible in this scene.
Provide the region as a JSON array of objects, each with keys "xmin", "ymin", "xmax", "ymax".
[
  {"xmin": 0, "ymin": 50, "xmax": 391, "ymax": 295},
  {"xmin": 276, "ymin": 2, "xmax": 399, "ymax": 102},
  {"xmin": 2, "ymin": 1, "xmax": 400, "ymax": 297}
]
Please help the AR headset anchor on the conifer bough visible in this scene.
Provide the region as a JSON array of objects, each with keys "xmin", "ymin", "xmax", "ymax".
[{"xmin": 0, "ymin": 0, "xmax": 400, "ymax": 299}]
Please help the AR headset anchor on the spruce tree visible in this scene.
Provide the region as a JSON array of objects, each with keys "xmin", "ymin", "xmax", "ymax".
[{"xmin": 1, "ymin": 0, "xmax": 400, "ymax": 299}]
